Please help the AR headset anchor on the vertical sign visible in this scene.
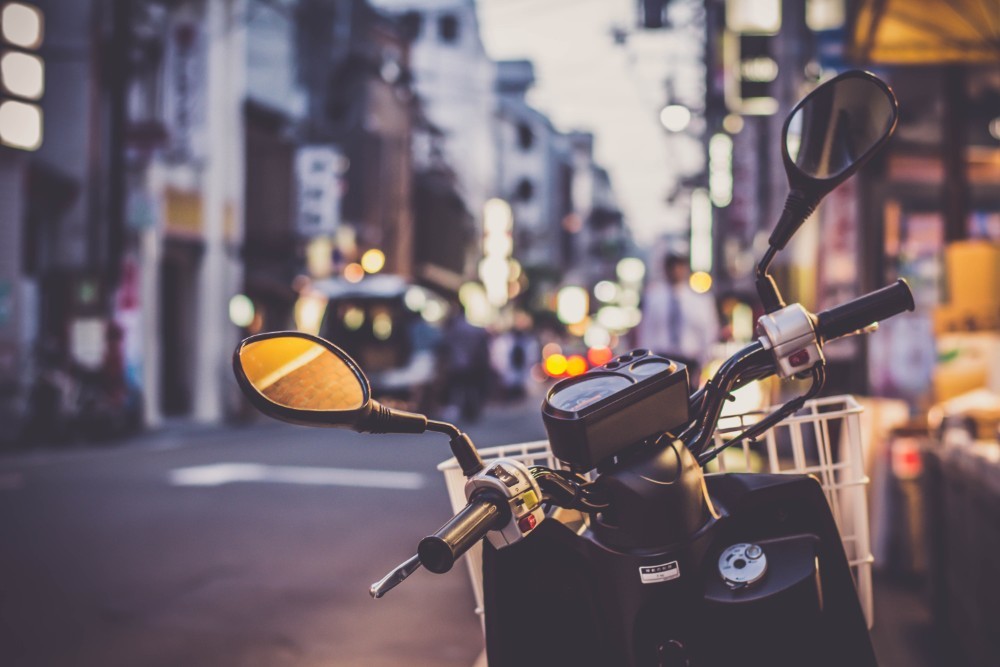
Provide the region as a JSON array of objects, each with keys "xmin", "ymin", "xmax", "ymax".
[{"xmin": 295, "ymin": 145, "xmax": 343, "ymax": 236}]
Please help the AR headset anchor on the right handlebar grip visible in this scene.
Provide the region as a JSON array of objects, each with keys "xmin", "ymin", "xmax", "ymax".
[
  {"xmin": 815, "ymin": 279, "xmax": 915, "ymax": 341},
  {"xmin": 418, "ymin": 492, "xmax": 507, "ymax": 574}
]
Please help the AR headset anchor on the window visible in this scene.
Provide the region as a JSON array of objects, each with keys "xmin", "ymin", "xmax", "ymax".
[
  {"xmin": 515, "ymin": 178, "xmax": 534, "ymax": 202},
  {"xmin": 400, "ymin": 11, "xmax": 422, "ymax": 40},
  {"xmin": 517, "ymin": 122, "xmax": 534, "ymax": 150},
  {"xmin": 438, "ymin": 13, "xmax": 459, "ymax": 43}
]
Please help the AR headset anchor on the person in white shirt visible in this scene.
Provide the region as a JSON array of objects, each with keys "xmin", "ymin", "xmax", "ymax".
[{"xmin": 636, "ymin": 252, "xmax": 720, "ymax": 389}]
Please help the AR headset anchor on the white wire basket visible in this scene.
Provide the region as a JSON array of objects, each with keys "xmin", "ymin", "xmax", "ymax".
[{"xmin": 437, "ymin": 394, "xmax": 875, "ymax": 630}]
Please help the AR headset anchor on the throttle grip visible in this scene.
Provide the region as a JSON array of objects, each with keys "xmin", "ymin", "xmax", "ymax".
[
  {"xmin": 418, "ymin": 492, "xmax": 508, "ymax": 574},
  {"xmin": 815, "ymin": 279, "xmax": 915, "ymax": 341}
]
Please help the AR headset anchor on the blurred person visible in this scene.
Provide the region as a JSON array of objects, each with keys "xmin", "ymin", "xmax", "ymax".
[
  {"xmin": 491, "ymin": 311, "xmax": 539, "ymax": 400},
  {"xmin": 636, "ymin": 252, "xmax": 719, "ymax": 389},
  {"xmin": 438, "ymin": 302, "xmax": 492, "ymax": 422}
]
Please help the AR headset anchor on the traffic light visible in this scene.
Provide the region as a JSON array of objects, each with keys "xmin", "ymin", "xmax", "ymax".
[{"xmin": 0, "ymin": 2, "xmax": 43, "ymax": 150}]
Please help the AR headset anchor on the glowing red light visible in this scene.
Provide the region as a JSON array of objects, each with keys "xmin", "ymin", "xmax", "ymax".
[{"xmin": 587, "ymin": 347, "xmax": 613, "ymax": 367}]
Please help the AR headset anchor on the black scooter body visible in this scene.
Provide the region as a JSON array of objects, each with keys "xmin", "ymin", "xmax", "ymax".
[{"xmin": 482, "ymin": 455, "xmax": 877, "ymax": 667}]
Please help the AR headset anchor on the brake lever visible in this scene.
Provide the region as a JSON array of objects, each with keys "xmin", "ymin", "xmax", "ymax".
[
  {"xmin": 370, "ymin": 554, "xmax": 422, "ymax": 599},
  {"xmin": 838, "ymin": 322, "xmax": 879, "ymax": 339}
]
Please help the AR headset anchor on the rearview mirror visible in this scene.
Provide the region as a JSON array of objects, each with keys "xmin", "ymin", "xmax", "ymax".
[
  {"xmin": 770, "ymin": 70, "xmax": 898, "ymax": 250},
  {"xmin": 233, "ymin": 331, "xmax": 427, "ymax": 433}
]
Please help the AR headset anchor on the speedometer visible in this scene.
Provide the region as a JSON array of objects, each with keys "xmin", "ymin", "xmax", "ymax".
[
  {"xmin": 547, "ymin": 373, "xmax": 633, "ymax": 414},
  {"xmin": 542, "ymin": 350, "xmax": 690, "ymax": 470}
]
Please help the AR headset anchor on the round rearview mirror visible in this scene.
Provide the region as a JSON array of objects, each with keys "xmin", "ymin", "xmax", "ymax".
[
  {"xmin": 768, "ymin": 70, "xmax": 898, "ymax": 252},
  {"xmin": 233, "ymin": 331, "xmax": 372, "ymax": 427},
  {"xmin": 239, "ymin": 335, "xmax": 367, "ymax": 411},
  {"xmin": 233, "ymin": 331, "xmax": 430, "ymax": 435},
  {"xmin": 784, "ymin": 70, "xmax": 897, "ymax": 183}
]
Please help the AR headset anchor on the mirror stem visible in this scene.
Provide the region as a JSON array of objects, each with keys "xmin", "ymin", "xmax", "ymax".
[
  {"xmin": 363, "ymin": 400, "xmax": 429, "ymax": 434},
  {"xmin": 428, "ymin": 420, "xmax": 485, "ymax": 477},
  {"xmin": 768, "ymin": 190, "xmax": 818, "ymax": 251},
  {"xmin": 755, "ymin": 246, "xmax": 786, "ymax": 314}
]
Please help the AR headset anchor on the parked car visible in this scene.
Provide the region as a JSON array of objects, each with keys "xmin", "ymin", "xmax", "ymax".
[{"xmin": 309, "ymin": 274, "xmax": 445, "ymax": 412}]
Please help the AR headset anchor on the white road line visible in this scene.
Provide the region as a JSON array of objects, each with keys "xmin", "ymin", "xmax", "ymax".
[{"xmin": 168, "ymin": 463, "xmax": 425, "ymax": 490}]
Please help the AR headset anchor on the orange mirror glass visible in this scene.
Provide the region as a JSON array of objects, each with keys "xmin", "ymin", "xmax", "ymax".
[{"xmin": 238, "ymin": 336, "xmax": 365, "ymax": 411}]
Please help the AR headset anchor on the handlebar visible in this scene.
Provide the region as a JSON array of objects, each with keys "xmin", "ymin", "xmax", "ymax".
[
  {"xmin": 418, "ymin": 491, "xmax": 508, "ymax": 574},
  {"xmin": 815, "ymin": 279, "xmax": 914, "ymax": 342}
]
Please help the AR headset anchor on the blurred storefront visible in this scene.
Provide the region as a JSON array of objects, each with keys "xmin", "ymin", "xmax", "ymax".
[{"xmin": 847, "ymin": 3, "xmax": 1000, "ymax": 664}]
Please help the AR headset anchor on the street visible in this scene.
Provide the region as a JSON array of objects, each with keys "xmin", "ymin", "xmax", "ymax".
[
  {"xmin": 0, "ymin": 397, "xmax": 551, "ymax": 667},
  {"xmin": 1, "ymin": 397, "xmax": 939, "ymax": 667}
]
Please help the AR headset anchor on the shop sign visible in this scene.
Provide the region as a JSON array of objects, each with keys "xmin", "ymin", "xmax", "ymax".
[
  {"xmin": 723, "ymin": 32, "xmax": 779, "ymax": 115},
  {"xmin": 163, "ymin": 18, "xmax": 205, "ymax": 162},
  {"xmin": 295, "ymin": 145, "xmax": 344, "ymax": 236},
  {"xmin": 163, "ymin": 186, "xmax": 204, "ymax": 238}
]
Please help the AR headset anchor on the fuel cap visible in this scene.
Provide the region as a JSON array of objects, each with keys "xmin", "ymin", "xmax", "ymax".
[{"xmin": 718, "ymin": 543, "xmax": 767, "ymax": 589}]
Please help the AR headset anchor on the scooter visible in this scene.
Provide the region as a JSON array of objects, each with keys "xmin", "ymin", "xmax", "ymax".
[{"xmin": 232, "ymin": 70, "xmax": 913, "ymax": 666}]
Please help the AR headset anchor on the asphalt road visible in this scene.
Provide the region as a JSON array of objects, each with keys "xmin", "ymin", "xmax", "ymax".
[{"xmin": 0, "ymin": 396, "xmax": 940, "ymax": 666}]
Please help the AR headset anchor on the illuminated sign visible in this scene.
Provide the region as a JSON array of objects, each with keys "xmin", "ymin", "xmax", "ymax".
[
  {"xmin": 0, "ymin": 2, "xmax": 43, "ymax": 150},
  {"xmin": 723, "ymin": 31, "xmax": 779, "ymax": 116}
]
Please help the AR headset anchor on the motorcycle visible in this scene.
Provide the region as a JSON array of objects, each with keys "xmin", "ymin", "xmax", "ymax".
[{"xmin": 231, "ymin": 70, "xmax": 913, "ymax": 666}]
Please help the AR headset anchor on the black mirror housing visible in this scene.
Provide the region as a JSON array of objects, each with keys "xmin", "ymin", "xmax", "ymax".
[{"xmin": 769, "ymin": 70, "xmax": 898, "ymax": 250}]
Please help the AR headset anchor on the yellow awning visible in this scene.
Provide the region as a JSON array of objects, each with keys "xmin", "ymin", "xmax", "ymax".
[{"xmin": 852, "ymin": 0, "xmax": 1000, "ymax": 64}]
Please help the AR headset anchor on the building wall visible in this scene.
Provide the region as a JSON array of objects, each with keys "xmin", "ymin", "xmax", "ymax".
[
  {"xmin": 496, "ymin": 99, "xmax": 559, "ymax": 270},
  {"xmin": 35, "ymin": 0, "xmax": 95, "ymax": 270},
  {"xmin": 371, "ymin": 0, "xmax": 496, "ymax": 277}
]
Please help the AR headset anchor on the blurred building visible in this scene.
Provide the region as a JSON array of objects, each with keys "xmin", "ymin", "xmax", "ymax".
[
  {"xmin": 1, "ymin": 0, "xmax": 137, "ymax": 433},
  {"xmin": 493, "ymin": 59, "xmax": 627, "ymax": 315},
  {"xmin": 0, "ymin": 0, "xmax": 632, "ymax": 435},
  {"xmin": 0, "ymin": 0, "xmax": 423, "ymax": 431},
  {"xmin": 133, "ymin": 0, "xmax": 419, "ymax": 426},
  {"xmin": 493, "ymin": 59, "xmax": 570, "ymax": 303},
  {"xmin": 243, "ymin": 0, "xmax": 416, "ymax": 327},
  {"xmin": 371, "ymin": 0, "xmax": 496, "ymax": 290}
]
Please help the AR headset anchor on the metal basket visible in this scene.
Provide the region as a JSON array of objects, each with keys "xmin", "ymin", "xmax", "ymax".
[{"xmin": 437, "ymin": 394, "xmax": 875, "ymax": 630}]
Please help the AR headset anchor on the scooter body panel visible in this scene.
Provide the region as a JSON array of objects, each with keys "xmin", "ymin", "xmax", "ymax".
[{"xmin": 482, "ymin": 472, "xmax": 877, "ymax": 667}]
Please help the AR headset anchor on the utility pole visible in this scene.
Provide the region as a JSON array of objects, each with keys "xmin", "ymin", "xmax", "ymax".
[{"xmin": 193, "ymin": 0, "xmax": 245, "ymax": 423}]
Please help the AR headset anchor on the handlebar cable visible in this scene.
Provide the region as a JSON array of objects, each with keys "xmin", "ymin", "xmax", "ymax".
[
  {"xmin": 683, "ymin": 358, "xmax": 773, "ymax": 433},
  {"xmin": 682, "ymin": 341, "xmax": 772, "ymax": 455},
  {"xmin": 530, "ymin": 466, "xmax": 610, "ymax": 512},
  {"xmin": 696, "ymin": 364, "xmax": 826, "ymax": 467}
]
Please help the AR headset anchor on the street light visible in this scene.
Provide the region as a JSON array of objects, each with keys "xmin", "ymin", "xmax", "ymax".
[
  {"xmin": 556, "ymin": 286, "xmax": 589, "ymax": 325},
  {"xmin": 360, "ymin": 248, "xmax": 386, "ymax": 274},
  {"xmin": 659, "ymin": 104, "xmax": 691, "ymax": 132}
]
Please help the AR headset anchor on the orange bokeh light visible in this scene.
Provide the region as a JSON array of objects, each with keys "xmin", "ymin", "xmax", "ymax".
[
  {"xmin": 343, "ymin": 262, "xmax": 365, "ymax": 283},
  {"xmin": 544, "ymin": 353, "xmax": 568, "ymax": 377},
  {"xmin": 587, "ymin": 346, "xmax": 613, "ymax": 367},
  {"xmin": 566, "ymin": 355, "xmax": 588, "ymax": 377}
]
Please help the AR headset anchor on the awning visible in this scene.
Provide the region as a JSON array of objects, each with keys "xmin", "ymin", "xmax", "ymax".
[{"xmin": 852, "ymin": 0, "xmax": 1000, "ymax": 64}]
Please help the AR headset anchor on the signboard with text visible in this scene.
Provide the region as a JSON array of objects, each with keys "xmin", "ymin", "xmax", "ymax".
[{"xmin": 295, "ymin": 145, "xmax": 344, "ymax": 236}]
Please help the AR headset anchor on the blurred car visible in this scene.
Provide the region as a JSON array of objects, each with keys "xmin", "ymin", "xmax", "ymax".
[{"xmin": 309, "ymin": 274, "xmax": 446, "ymax": 412}]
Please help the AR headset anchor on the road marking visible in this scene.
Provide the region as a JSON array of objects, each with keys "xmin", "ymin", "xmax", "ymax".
[{"xmin": 169, "ymin": 463, "xmax": 425, "ymax": 490}]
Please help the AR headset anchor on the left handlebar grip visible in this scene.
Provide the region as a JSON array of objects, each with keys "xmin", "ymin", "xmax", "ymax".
[{"xmin": 418, "ymin": 492, "xmax": 507, "ymax": 574}]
